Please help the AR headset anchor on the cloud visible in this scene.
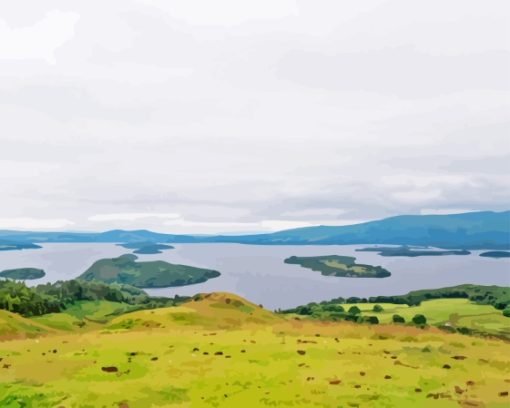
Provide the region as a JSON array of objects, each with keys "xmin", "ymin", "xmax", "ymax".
[
  {"xmin": 0, "ymin": 217, "xmax": 74, "ymax": 230},
  {"xmin": 0, "ymin": 1, "xmax": 508, "ymax": 233},
  {"xmin": 0, "ymin": 10, "xmax": 79, "ymax": 64},
  {"xmin": 89, "ymin": 213, "xmax": 181, "ymax": 222}
]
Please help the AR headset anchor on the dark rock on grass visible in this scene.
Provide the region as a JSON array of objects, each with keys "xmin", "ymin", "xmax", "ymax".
[
  {"xmin": 500, "ymin": 391, "xmax": 509, "ymax": 397},
  {"xmin": 359, "ymin": 371, "xmax": 365, "ymax": 376},
  {"xmin": 466, "ymin": 380, "xmax": 475, "ymax": 386},
  {"xmin": 214, "ymin": 351, "xmax": 223, "ymax": 356},
  {"xmin": 151, "ymin": 357, "xmax": 158, "ymax": 361},
  {"xmin": 451, "ymin": 355, "xmax": 467, "ymax": 360},
  {"xmin": 102, "ymin": 366, "xmax": 119, "ymax": 373},
  {"xmin": 297, "ymin": 350, "xmax": 306, "ymax": 355},
  {"xmin": 442, "ymin": 364, "xmax": 451, "ymax": 369},
  {"xmin": 454, "ymin": 386, "xmax": 464, "ymax": 394},
  {"xmin": 329, "ymin": 379, "xmax": 341, "ymax": 385},
  {"xmin": 384, "ymin": 375, "xmax": 392, "ymax": 379},
  {"xmin": 415, "ymin": 388, "xmax": 422, "ymax": 393}
]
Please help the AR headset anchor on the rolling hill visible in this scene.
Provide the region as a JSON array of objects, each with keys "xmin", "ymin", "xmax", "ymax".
[{"xmin": 0, "ymin": 292, "xmax": 509, "ymax": 407}]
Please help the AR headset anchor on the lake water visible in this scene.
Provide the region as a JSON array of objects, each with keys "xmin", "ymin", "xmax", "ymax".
[{"xmin": 0, "ymin": 243, "xmax": 509, "ymax": 309}]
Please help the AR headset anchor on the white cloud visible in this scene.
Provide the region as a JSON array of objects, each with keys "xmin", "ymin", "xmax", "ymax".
[
  {"xmin": 0, "ymin": 217, "xmax": 74, "ymax": 230},
  {"xmin": 0, "ymin": 10, "xmax": 79, "ymax": 64},
  {"xmin": 139, "ymin": 0, "xmax": 298, "ymax": 26},
  {"xmin": 420, "ymin": 208, "xmax": 476, "ymax": 215},
  {"xmin": 0, "ymin": 1, "xmax": 508, "ymax": 233},
  {"xmin": 89, "ymin": 213, "xmax": 181, "ymax": 222}
]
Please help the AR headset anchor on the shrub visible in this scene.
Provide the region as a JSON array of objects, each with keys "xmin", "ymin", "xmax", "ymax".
[
  {"xmin": 322, "ymin": 304, "xmax": 344, "ymax": 313},
  {"xmin": 348, "ymin": 305, "xmax": 361, "ymax": 315},
  {"xmin": 502, "ymin": 308, "xmax": 510, "ymax": 318},
  {"xmin": 392, "ymin": 314, "xmax": 405, "ymax": 323},
  {"xmin": 372, "ymin": 304, "xmax": 384, "ymax": 312},
  {"xmin": 412, "ymin": 314, "xmax": 427, "ymax": 326},
  {"xmin": 364, "ymin": 315, "xmax": 379, "ymax": 324}
]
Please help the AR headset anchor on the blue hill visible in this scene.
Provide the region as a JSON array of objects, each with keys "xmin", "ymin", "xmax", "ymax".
[{"xmin": 0, "ymin": 211, "xmax": 508, "ymax": 249}]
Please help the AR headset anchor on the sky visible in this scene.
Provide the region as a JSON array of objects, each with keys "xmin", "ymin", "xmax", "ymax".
[{"xmin": 0, "ymin": 0, "xmax": 509, "ymax": 234}]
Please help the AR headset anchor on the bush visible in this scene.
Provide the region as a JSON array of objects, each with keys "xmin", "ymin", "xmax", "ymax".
[
  {"xmin": 392, "ymin": 314, "xmax": 405, "ymax": 323},
  {"xmin": 502, "ymin": 308, "xmax": 510, "ymax": 318},
  {"xmin": 348, "ymin": 305, "xmax": 361, "ymax": 315},
  {"xmin": 364, "ymin": 315, "xmax": 379, "ymax": 324},
  {"xmin": 322, "ymin": 304, "xmax": 345, "ymax": 313},
  {"xmin": 412, "ymin": 314, "xmax": 427, "ymax": 326},
  {"xmin": 372, "ymin": 304, "xmax": 384, "ymax": 312}
]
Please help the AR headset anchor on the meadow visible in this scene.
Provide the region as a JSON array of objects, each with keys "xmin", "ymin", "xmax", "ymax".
[{"xmin": 0, "ymin": 293, "xmax": 509, "ymax": 407}]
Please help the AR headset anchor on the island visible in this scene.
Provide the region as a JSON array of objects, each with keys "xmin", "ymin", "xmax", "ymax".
[
  {"xmin": 0, "ymin": 242, "xmax": 42, "ymax": 251},
  {"xmin": 0, "ymin": 268, "xmax": 45, "ymax": 280},
  {"xmin": 78, "ymin": 254, "xmax": 220, "ymax": 288},
  {"xmin": 479, "ymin": 251, "xmax": 510, "ymax": 258},
  {"xmin": 284, "ymin": 255, "xmax": 390, "ymax": 278},
  {"xmin": 117, "ymin": 242, "xmax": 174, "ymax": 254},
  {"xmin": 356, "ymin": 246, "xmax": 471, "ymax": 257}
]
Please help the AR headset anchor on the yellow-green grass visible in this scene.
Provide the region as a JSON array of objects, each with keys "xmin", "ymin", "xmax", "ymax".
[
  {"xmin": 321, "ymin": 260, "xmax": 369, "ymax": 274},
  {"xmin": 334, "ymin": 299, "xmax": 510, "ymax": 337},
  {"xmin": 0, "ymin": 294, "xmax": 509, "ymax": 407},
  {"xmin": 0, "ymin": 310, "xmax": 55, "ymax": 339},
  {"xmin": 31, "ymin": 301, "xmax": 139, "ymax": 331}
]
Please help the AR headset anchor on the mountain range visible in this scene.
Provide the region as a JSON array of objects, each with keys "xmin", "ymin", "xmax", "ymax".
[{"xmin": 0, "ymin": 211, "xmax": 508, "ymax": 249}]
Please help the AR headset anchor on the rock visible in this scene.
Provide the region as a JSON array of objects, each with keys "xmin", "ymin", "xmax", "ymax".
[
  {"xmin": 101, "ymin": 366, "xmax": 118, "ymax": 373},
  {"xmin": 297, "ymin": 350, "xmax": 306, "ymax": 355}
]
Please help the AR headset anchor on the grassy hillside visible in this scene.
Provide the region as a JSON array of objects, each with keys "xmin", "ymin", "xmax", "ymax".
[
  {"xmin": 0, "ymin": 309, "xmax": 55, "ymax": 339},
  {"xmin": 0, "ymin": 293, "xmax": 509, "ymax": 407},
  {"xmin": 331, "ymin": 299, "xmax": 510, "ymax": 338}
]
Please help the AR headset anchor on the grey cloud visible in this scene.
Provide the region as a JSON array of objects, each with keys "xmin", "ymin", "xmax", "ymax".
[{"xmin": 277, "ymin": 47, "xmax": 510, "ymax": 97}]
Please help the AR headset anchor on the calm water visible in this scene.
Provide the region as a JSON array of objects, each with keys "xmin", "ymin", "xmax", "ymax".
[{"xmin": 0, "ymin": 243, "xmax": 509, "ymax": 309}]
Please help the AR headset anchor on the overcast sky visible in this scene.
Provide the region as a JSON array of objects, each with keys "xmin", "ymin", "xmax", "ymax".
[{"xmin": 0, "ymin": 1, "xmax": 509, "ymax": 233}]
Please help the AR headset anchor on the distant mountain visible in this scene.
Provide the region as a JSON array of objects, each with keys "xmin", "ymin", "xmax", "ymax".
[{"xmin": 0, "ymin": 211, "xmax": 508, "ymax": 249}]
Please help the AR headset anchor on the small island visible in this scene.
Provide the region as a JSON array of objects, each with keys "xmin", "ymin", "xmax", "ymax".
[
  {"xmin": 0, "ymin": 268, "xmax": 45, "ymax": 280},
  {"xmin": 0, "ymin": 242, "xmax": 42, "ymax": 251},
  {"xmin": 284, "ymin": 255, "xmax": 390, "ymax": 278},
  {"xmin": 356, "ymin": 246, "xmax": 471, "ymax": 257},
  {"xmin": 79, "ymin": 254, "xmax": 220, "ymax": 288},
  {"xmin": 479, "ymin": 251, "xmax": 510, "ymax": 259},
  {"xmin": 117, "ymin": 242, "xmax": 174, "ymax": 254}
]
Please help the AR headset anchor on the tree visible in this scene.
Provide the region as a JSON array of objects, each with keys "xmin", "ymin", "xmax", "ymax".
[
  {"xmin": 372, "ymin": 304, "xmax": 384, "ymax": 312},
  {"xmin": 503, "ymin": 308, "xmax": 510, "ymax": 318},
  {"xmin": 392, "ymin": 314, "xmax": 405, "ymax": 323},
  {"xmin": 364, "ymin": 316, "xmax": 379, "ymax": 324},
  {"xmin": 348, "ymin": 305, "xmax": 361, "ymax": 315},
  {"xmin": 412, "ymin": 314, "xmax": 427, "ymax": 326}
]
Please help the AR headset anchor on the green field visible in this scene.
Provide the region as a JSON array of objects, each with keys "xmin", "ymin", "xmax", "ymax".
[
  {"xmin": 332, "ymin": 299, "xmax": 510, "ymax": 338},
  {"xmin": 1, "ymin": 293, "xmax": 509, "ymax": 407}
]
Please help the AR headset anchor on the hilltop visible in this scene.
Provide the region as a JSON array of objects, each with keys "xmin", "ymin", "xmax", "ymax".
[{"xmin": 0, "ymin": 290, "xmax": 509, "ymax": 407}]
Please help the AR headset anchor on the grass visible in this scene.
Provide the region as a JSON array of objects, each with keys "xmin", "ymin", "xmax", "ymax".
[
  {"xmin": 31, "ymin": 301, "xmax": 139, "ymax": 331},
  {"xmin": 329, "ymin": 299, "xmax": 510, "ymax": 338},
  {"xmin": 0, "ymin": 294, "xmax": 509, "ymax": 407}
]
